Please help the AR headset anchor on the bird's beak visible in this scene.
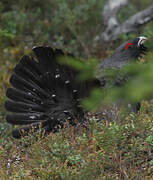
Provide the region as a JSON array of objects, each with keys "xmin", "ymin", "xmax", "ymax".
[{"xmin": 138, "ymin": 36, "xmax": 147, "ymax": 47}]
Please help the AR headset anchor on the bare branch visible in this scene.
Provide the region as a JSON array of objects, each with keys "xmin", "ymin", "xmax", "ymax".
[
  {"xmin": 102, "ymin": 0, "xmax": 128, "ymax": 26},
  {"xmin": 96, "ymin": 1, "xmax": 153, "ymax": 42},
  {"xmin": 121, "ymin": 5, "xmax": 153, "ymax": 32}
]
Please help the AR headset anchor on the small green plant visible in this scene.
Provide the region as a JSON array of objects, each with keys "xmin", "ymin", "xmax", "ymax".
[
  {"xmin": 146, "ymin": 135, "xmax": 153, "ymax": 147},
  {"xmin": 146, "ymin": 135, "xmax": 153, "ymax": 167}
]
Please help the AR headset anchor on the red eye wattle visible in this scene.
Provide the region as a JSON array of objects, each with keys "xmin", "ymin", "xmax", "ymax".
[{"xmin": 125, "ymin": 43, "xmax": 133, "ymax": 50}]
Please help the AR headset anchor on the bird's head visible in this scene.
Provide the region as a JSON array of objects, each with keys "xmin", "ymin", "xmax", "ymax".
[
  {"xmin": 115, "ymin": 36, "xmax": 148, "ymax": 59},
  {"xmin": 102, "ymin": 36, "xmax": 148, "ymax": 68}
]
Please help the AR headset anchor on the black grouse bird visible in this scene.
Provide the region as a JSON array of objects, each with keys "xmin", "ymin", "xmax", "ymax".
[{"xmin": 5, "ymin": 36, "xmax": 147, "ymax": 138}]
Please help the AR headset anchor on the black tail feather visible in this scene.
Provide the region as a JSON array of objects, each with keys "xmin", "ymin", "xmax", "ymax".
[
  {"xmin": 5, "ymin": 100, "xmax": 45, "ymax": 113},
  {"xmin": 6, "ymin": 88, "xmax": 42, "ymax": 104},
  {"xmin": 5, "ymin": 46, "xmax": 100, "ymax": 138},
  {"xmin": 6, "ymin": 112, "xmax": 47, "ymax": 124},
  {"xmin": 10, "ymin": 74, "xmax": 50, "ymax": 98}
]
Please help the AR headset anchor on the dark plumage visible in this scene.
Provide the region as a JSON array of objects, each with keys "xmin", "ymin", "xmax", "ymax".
[
  {"xmin": 98, "ymin": 37, "xmax": 147, "ymax": 88},
  {"xmin": 98, "ymin": 36, "xmax": 147, "ymax": 113},
  {"xmin": 100, "ymin": 36, "xmax": 147, "ymax": 69},
  {"xmin": 5, "ymin": 36, "xmax": 147, "ymax": 138}
]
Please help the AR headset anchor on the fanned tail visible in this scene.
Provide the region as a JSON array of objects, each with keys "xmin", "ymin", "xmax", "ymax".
[{"xmin": 5, "ymin": 46, "xmax": 99, "ymax": 138}]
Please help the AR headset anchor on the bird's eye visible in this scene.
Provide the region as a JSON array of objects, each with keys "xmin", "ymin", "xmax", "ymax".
[{"xmin": 125, "ymin": 43, "xmax": 133, "ymax": 50}]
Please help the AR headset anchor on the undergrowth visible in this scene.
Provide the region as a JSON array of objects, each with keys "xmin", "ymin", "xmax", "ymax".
[{"xmin": 0, "ymin": 102, "xmax": 153, "ymax": 179}]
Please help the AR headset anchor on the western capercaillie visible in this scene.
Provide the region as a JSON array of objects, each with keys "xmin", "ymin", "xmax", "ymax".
[
  {"xmin": 5, "ymin": 36, "xmax": 147, "ymax": 138},
  {"xmin": 98, "ymin": 36, "xmax": 148, "ymax": 113}
]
